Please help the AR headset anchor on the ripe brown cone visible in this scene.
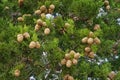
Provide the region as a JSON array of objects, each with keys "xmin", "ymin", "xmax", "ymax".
[
  {"xmin": 37, "ymin": 19, "xmax": 43, "ymax": 26},
  {"xmin": 44, "ymin": 28, "xmax": 50, "ymax": 35},
  {"xmin": 94, "ymin": 24, "xmax": 100, "ymax": 30},
  {"xmin": 17, "ymin": 17, "xmax": 24, "ymax": 22},
  {"xmin": 40, "ymin": 5, "xmax": 46, "ymax": 12},
  {"xmin": 34, "ymin": 10, "xmax": 41, "ymax": 15},
  {"xmin": 89, "ymin": 31, "xmax": 94, "ymax": 38},
  {"xmin": 36, "ymin": 41, "xmax": 40, "ymax": 48},
  {"xmin": 94, "ymin": 37, "xmax": 101, "ymax": 44},
  {"xmin": 35, "ymin": 24, "xmax": 41, "ymax": 31},
  {"xmin": 48, "ymin": 8, "xmax": 54, "ymax": 14},
  {"xmin": 65, "ymin": 53, "xmax": 71, "ymax": 60},
  {"xmin": 88, "ymin": 52, "xmax": 95, "ymax": 58},
  {"xmin": 104, "ymin": 0, "xmax": 109, "ymax": 6},
  {"xmin": 85, "ymin": 47, "xmax": 91, "ymax": 53},
  {"xmin": 29, "ymin": 41, "xmax": 36, "ymax": 48},
  {"xmin": 17, "ymin": 34, "xmax": 23, "ymax": 42},
  {"xmin": 72, "ymin": 59, "xmax": 78, "ymax": 65},
  {"xmin": 66, "ymin": 60, "xmax": 72, "ymax": 68},
  {"xmin": 87, "ymin": 38, "xmax": 94, "ymax": 45},
  {"xmin": 82, "ymin": 37, "xmax": 88, "ymax": 43},
  {"xmin": 69, "ymin": 50, "xmax": 76, "ymax": 56},
  {"xmin": 61, "ymin": 59, "xmax": 66, "ymax": 65},
  {"xmin": 63, "ymin": 74, "xmax": 69, "ymax": 80},
  {"xmin": 74, "ymin": 53, "xmax": 80, "ymax": 59},
  {"xmin": 14, "ymin": 69, "xmax": 20, "ymax": 77},
  {"xmin": 41, "ymin": 13, "xmax": 46, "ymax": 19},
  {"xmin": 106, "ymin": 5, "xmax": 110, "ymax": 10},
  {"xmin": 49, "ymin": 4, "xmax": 55, "ymax": 10},
  {"xmin": 42, "ymin": 22, "xmax": 47, "ymax": 27},
  {"xmin": 23, "ymin": 32, "xmax": 30, "ymax": 39}
]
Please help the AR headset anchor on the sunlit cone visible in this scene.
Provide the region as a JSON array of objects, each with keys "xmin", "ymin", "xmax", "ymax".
[
  {"xmin": 65, "ymin": 53, "xmax": 71, "ymax": 60},
  {"xmin": 89, "ymin": 31, "xmax": 94, "ymax": 37},
  {"xmin": 74, "ymin": 53, "xmax": 80, "ymax": 59},
  {"xmin": 17, "ymin": 17, "xmax": 24, "ymax": 22},
  {"xmin": 44, "ymin": 28, "xmax": 50, "ymax": 35},
  {"xmin": 66, "ymin": 60, "xmax": 72, "ymax": 68},
  {"xmin": 37, "ymin": 19, "xmax": 43, "ymax": 26},
  {"xmin": 34, "ymin": 10, "xmax": 41, "ymax": 15},
  {"xmin": 40, "ymin": 5, "xmax": 46, "ymax": 12},
  {"xmin": 104, "ymin": 0, "xmax": 109, "ymax": 6},
  {"xmin": 87, "ymin": 38, "xmax": 94, "ymax": 45},
  {"xmin": 82, "ymin": 37, "xmax": 88, "ymax": 43},
  {"xmin": 69, "ymin": 50, "xmax": 76, "ymax": 56},
  {"xmin": 36, "ymin": 41, "xmax": 40, "ymax": 48},
  {"xmin": 88, "ymin": 51, "xmax": 95, "ymax": 58},
  {"xmin": 35, "ymin": 24, "xmax": 41, "ymax": 31},
  {"xmin": 49, "ymin": 4, "xmax": 55, "ymax": 10},
  {"xmin": 94, "ymin": 24, "xmax": 100, "ymax": 30},
  {"xmin": 17, "ymin": 34, "xmax": 23, "ymax": 42},
  {"xmin": 72, "ymin": 59, "xmax": 78, "ymax": 65},
  {"xmin": 29, "ymin": 41, "xmax": 36, "ymax": 48},
  {"xmin": 85, "ymin": 47, "xmax": 91, "ymax": 53},
  {"xmin": 61, "ymin": 59, "xmax": 66, "ymax": 65},
  {"xmin": 23, "ymin": 32, "xmax": 30, "ymax": 39},
  {"xmin": 94, "ymin": 37, "xmax": 101, "ymax": 44}
]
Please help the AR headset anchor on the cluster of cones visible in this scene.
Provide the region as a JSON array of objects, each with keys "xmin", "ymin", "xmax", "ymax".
[
  {"xmin": 34, "ymin": 19, "xmax": 50, "ymax": 35},
  {"xmin": 34, "ymin": 4, "xmax": 56, "ymax": 34},
  {"xmin": 17, "ymin": 14, "xmax": 31, "ymax": 22},
  {"xmin": 34, "ymin": 4, "xmax": 55, "ymax": 18},
  {"xmin": 61, "ymin": 50, "xmax": 80, "ymax": 80},
  {"xmin": 82, "ymin": 31, "xmax": 101, "ymax": 58},
  {"xmin": 17, "ymin": 32, "xmax": 30, "ymax": 42},
  {"xmin": 17, "ymin": 4, "xmax": 55, "ymax": 49},
  {"xmin": 104, "ymin": 0, "xmax": 110, "ymax": 10},
  {"xmin": 35, "ymin": 19, "xmax": 47, "ymax": 31},
  {"xmin": 29, "ymin": 41, "xmax": 40, "ymax": 49},
  {"xmin": 61, "ymin": 50, "xmax": 80, "ymax": 67},
  {"xmin": 17, "ymin": 32, "xmax": 40, "ymax": 49}
]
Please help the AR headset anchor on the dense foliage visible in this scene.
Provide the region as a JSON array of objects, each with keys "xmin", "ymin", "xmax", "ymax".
[{"xmin": 0, "ymin": 0, "xmax": 120, "ymax": 80}]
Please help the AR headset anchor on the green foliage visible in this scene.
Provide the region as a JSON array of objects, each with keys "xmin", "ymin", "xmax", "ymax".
[
  {"xmin": 54, "ymin": 16, "xmax": 64, "ymax": 30},
  {"xmin": 93, "ymin": 63, "xmax": 111, "ymax": 79},
  {"xmin": 43, "ymin": 38, "xmax": 59, "ymax": 50},
  {"xmin": 102, "ymin": 25, "xmax": 120, "ymax": 40},
  {"xmin": 0, "ymin": 0, "xmax": 120, "ymax": 79},
  {"xmin": 94, "ymin": 29, "xmax": 103, "ymax": 38},
  {"xmin": 78, "ymin": 61, "xmax": 91, "ymax": 76},
  {"xmin": 65, "ymin": 19, "xmax": 74, "ymax": 34},
  {"xmin": 91, "ymin": 44, "xmax": 98, "ymax": 52},
  {"xmin": 58, "ymin": 0, "xmax": 73, "ymax": 17},
  {"xmin": 79, "ymin": 28, "xmax": 90, "ymax": 38},
  {"xmin": 98, "ymin": 40, "xmax": 114, "ymax": 56},
  {"xmin": 69, "ymin": 0, "xmax": 102, "ymax": 19}
]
